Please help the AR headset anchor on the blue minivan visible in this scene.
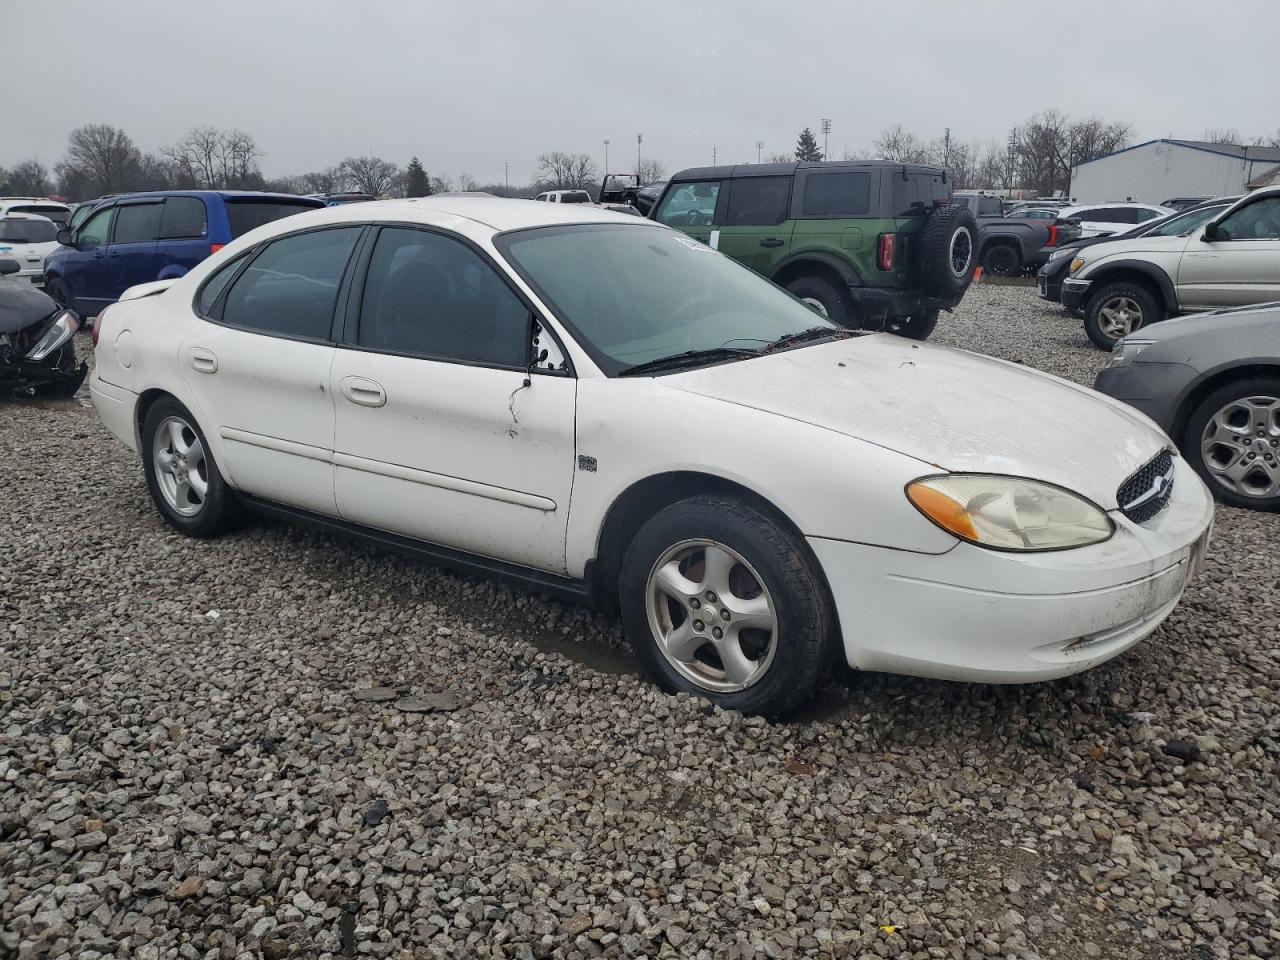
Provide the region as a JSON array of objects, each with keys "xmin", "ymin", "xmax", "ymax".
[{"xmin": 44, "ymin": 191, "xmax": 326, "ymax": 315}]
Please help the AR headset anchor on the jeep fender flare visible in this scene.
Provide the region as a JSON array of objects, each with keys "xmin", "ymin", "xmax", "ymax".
[
  {"xmin": 1084, "ymin": 259, "xmax": 1177, "ymax": 312},
  {"xmin": 770, "ymin": 251, "xmax": 864, "ymax": 289}
]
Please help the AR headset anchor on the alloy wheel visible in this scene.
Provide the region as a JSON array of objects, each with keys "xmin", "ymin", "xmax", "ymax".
[
  {"xmin": 152, "ymin": 416, "xmax": 209, "ymax": 516},
  {"xmin": 1200, "ymin": 395, "xmax": 1280, "ymax": 498},
  {"xmin": 950, "ymin": 227, "xmax": 974, "ymax": 277},
  {"xmin": 645, "ymin": 539, "xmax": 778, "ymax": 693}
]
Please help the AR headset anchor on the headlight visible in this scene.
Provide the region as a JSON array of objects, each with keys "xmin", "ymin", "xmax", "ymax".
[
  {"xmin": 26, "ymin": 310, "xmax": 79, "ymax": 361},
  {"xmin": 1069, "ymin": 257, "xmax": 1087, "ymax": 274},
  {"xmin": 906, "ymin": 475, "xmax": 1114, "ymax": 551},
  {"xmin": 1106, "ymin": 338, "xmax": 1155, "ymax": 369},
  {"xmin": 1048, "ymin": 246, "xmax": 1074, "ymax": 262}
]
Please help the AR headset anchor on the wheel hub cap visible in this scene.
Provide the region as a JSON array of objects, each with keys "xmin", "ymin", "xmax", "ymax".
[
  {"xmin": 1200, "ymin": 395, "xmax": 1280, "ymax": 498},
  {"xmin": 152, "ymin": 416, "xmax": 208, "ymax": 517}
]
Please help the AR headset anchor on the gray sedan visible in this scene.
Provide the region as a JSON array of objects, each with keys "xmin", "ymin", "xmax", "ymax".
[{"xmin": 1094, "ymin": 303, "xmax": 1280, "ymax": 510}]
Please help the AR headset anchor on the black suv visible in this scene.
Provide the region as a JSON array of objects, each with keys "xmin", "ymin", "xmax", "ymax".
[{"xmin": 650, "ymin": 161, "xmax": 977, "ymax": 339}]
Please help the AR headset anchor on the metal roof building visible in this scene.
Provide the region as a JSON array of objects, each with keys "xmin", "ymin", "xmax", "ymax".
[{"xmin": 1069, "ymin": 139, "xmax": 1280, "ymax": 204}]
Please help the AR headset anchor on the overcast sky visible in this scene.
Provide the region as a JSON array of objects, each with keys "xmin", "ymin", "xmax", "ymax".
[{"xmin": 4, "ymin": 0, "xmax": 1277, "ymax": 185}]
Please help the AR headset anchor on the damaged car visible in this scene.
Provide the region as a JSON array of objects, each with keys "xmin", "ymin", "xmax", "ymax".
[
  {"xmin": 0, "ymin": 259, "xmax": 86, "ymax": 398},
  {"xmin": 88, "ymin": 200, "xmax": 1213, "ymax": 717}
]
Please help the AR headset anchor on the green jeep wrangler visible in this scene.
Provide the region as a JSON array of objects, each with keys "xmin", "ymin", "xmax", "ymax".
[{"xmin": 650, "ymin": 161, "xmax": 977, "ymax": 339}]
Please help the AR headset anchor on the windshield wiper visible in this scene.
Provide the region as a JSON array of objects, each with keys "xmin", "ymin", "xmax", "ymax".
[
  {"xmin": 763, "ymin": 326, "xmax": 854, "ymax": 353},
  {"xmin": 618, "ymin": 346, "xmax": 759, "ymax": 377}
]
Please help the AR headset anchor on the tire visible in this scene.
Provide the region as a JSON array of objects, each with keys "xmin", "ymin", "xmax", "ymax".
[
  {"xmin": 884, "ymin": 309, "xmax": 939, "ymax": 341},
  {"xmin": 981, "ymin": 244, "xmax": 1021, "ymax": 277},
  {"xmin": 1083, "ymin": 281, "xmax": 1161, "ymax": 351},
  {"xmin": 918, "ymin": 205, "xmax": 978, "ymax": 296},
  {"xmin": 141, "ymin": 396, "xmax": 241, "ymax": 537},
  {"xmin": 619, "ymin": 494, "xmax": 837, "ymax": 717},
  {"xmin": 45, "ymin": 276, "xmax": 70, "ymax": 307},
  {"xmin": 1182, "ymin": 376, "xmax": 1280, "ymax": 511},
  {"xmin": 785, "ymin": 275, "xmax": 855, "ymax": 328}
]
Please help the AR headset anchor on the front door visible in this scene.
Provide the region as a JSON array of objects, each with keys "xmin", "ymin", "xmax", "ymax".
[
  {"xmin": 714, "ymin": 176, "xmax": 795, "ymax": 275},
  {"xmin": 331, "ymin": 225, "xmax": 577, "ymax": 573},
  {"xmin": 179, "ymin": 225, "xmax": 365, "ymax": 515},
  {"xmin": 64, "ymin": 204, "xmax": 116, "ymax": 314},
  {"xmin": 653, "ymin": 180, "xmax": 724, "ymax": 249},
  {"xmin": 1177, "ymin": 195, "xmax": 1280, "ymax": 309}
]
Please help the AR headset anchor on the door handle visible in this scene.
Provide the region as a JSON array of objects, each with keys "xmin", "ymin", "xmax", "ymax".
[
  {"xmin": 107, "ymin": 251, "xmax": 120, "ymax": 258},
  {"xmin": 340, "ymin": 376, "xmax": 386, "ymax": 408},
  {"xmin": 188, "ymin": 347, "xmax": 218, "ymax": 374},
  {"xmin": 759, "ymin": 238, "xmax": 784, "ymax": 248}
]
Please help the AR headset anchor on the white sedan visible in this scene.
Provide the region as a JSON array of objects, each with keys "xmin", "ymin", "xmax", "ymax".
[
  {"xmin": 0, "ymin": 213, "xmax": 60, "ymax": 285},
  {"xmin": 88, "ymin": 199, "xmax": 1214, "ymax": 716}
]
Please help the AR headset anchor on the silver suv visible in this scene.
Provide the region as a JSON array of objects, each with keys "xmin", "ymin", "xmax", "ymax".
[{"xmin": 1062, "ymin": 186, "xmax": 1280, "ymax": 349}]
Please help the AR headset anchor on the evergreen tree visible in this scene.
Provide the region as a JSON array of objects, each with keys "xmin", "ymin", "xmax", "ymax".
[
  {"xmin": 405, "ymin": 156, "xmax": 431, "ymax": 197},
  {"xmin": 794, "ymin": 127, "xmax": 823, "ymax": 162}
]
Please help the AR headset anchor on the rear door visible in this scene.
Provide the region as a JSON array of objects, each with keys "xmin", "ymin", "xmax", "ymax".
[
  {"xmin": 789, "ymin": 168, "xmax": 878, "ymax": 280},
  {"xmin": 1177, "ymin": 195, "xmax": 1280, "ymax": 308},
  {"xmin": 714, "ymin": 176, "xmax": 795, "ymax": 275},
  {"xmin": 156, "ymin": 196, "xmax": 213, "ymax": 277},
  {"xmin": 652, "ymin": 180, "xmax": 724, "ymax": 248},
  {"xmin": 106, "ymin": 200, "xmax": 163, "ymax": 294}
]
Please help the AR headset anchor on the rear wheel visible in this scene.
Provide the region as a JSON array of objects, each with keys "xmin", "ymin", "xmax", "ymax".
[
  {"xmin": 141, "ymin": 397, "xmax": 241, "ymax": 537},
  {"xmin": 1183, "ymin": 377, "xmax": 1280, "ymax": 510},
  {"xmin": 1084, "ymin": 282, "xmax": 1161, "ymax": 350},
  {"xmin": 785, "ymin": 275, "xmax": 856, "ymax": 328},
  {"xmin": 884, "ymin": 309, "xmax": 939, "ymax": 341},
  {"xmin": 981, "ymin": 244, "xmax": 1021, "ymax": 277},
  {"xmin": 619, "ymin": 494, "xmax": 836, "ymax": 717}
]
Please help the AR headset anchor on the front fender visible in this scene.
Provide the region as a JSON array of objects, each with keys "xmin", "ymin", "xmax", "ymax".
[{"xmin": 1081, "ymin": 258, "xmax": 1177, "ymax": 312}]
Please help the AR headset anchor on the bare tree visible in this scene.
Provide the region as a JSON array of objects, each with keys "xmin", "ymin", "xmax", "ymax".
[
  {"xmin": 162, "ymin": 127, "xmax": 262, "ymax": 189},
  {"xmin": 300, "ymin": 167, "xmax": 346, "ymax": 194},
  {"xmin": 637, "ymin": 158, "xmax": 666, "ymax": 184},
  {"xmin": 6, "ymin": 158, "xmax": 52, "ymax": 197},
  {"xmin": 455, "ymin": 173, "xmax": 480, "ymax": 192},
  {"xmin": 57, "ymin": 124, "xmax": 143, "ymax": 199},
  {"xmin": 535, "ymin": 152, "xmax": 598, "ymax": 191},
  {"xmin": 766, "ymin": 152, "xmax": 793, "ymax": 164},
  {"xmin": 429, "ymin": 174, "xmax": 454, "ymax": 195},
  {"xmin": 1203, "ymin": 128, "xmax": 1243, "ymax": 145},
  {"xmin": 1012, "ymin": 111, "xmax": 1130, "ymax": 196},
  {"xmin": 339, "ymin": 155, "xmax": 400, "ymax": 197},
  {"xmin": 873, "ymin": 125, "xmax": 932, "ymax": 164}
]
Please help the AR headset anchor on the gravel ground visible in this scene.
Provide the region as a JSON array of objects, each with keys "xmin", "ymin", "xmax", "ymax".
[{"xmin": 2, "ymin": 283, "xmax": 1277, "ymax": 960}]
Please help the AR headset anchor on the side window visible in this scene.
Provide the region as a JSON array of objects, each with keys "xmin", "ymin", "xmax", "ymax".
[
  {"xmin": 1075, "ymin": 208, "xmax": 1104, "ymax": 222},
  {"xmin": 724, "ymin": 177, "xmax": 791, "ymax": 226},
  {"xmin": 77, "ymin": 207, "xmax": 114, "ymax": 250},
  {"xmin": 654, "ymin": 182, "xmax": 721, "ymax": 226},
  {"xmin": 804, "ymin": 172, "xmax": 872, "ymax": 217},
  {"xmin": 1217, "ymin": 198, "xmax": 1280, "ymax": 241},
  {"xmin": 979, "ymin": 196, "xmax": 1003, "ymax": 217},
  {"xmin": 112, "ymin": 203, "xmax": 164, "ymax": 244},
  {"xmin": 195, "ymin": 254, "xmax": 248, "ymax": 317},
  {"xmin": 159, "ymin": 197, "xmax": 208, "ymax": 239},
  {"xmin": 357, "ymin": 227, "xmax": 529, "ymax": 367},
  {"xmin": 220, "ymin": 227, "xmax": 362, "ymax": 340},
  {"xmin": 1134, "ymin": 208, "xmax": 1161, "ymax": 223}
]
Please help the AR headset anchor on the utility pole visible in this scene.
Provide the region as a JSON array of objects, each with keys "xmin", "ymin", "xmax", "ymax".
[
  {"xmin": 603, "ymin": 139, "xmax": 610, "ymax": 174},
  {"xmin": 712, "ymin": 145, "xmax": 717, "ymax": 165},
  {"xmin": 821, "ymin": 119, "xmax": 831, "ymax": 160},
  {"xmin": 504, "ymin": 162, "xmax": 509, "ymax": 189},
  {"xmin": 636, "ymin": 134, "xmax": 642, "ymax": 176},
  {"xmin": 756, "ymin": 140, "xmax": 764, "ymax": 163},
  {"xmin": 1006, "ymin": 128, "xmax": 1018, "ymax": 193}
]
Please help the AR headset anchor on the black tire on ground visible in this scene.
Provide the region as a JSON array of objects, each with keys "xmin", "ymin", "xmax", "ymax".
[
  {"xmin": 619, "ymin": 494, "xmax": 838, "ymax": 718},
  {"xmin": 918, "ymin": 205, "xmax": 978, "ymax": 296},
  {"xmin": 1182, "ymin": 376, "xmax": 1280, "ymax": 512},
  {"xmin": 1083, "ymin": 281, "xmax": 1162, "ymax": 351},
  {"xmin": 45, "ymin": 276, "xmax": 70, "ymax": 307},
  {"xmin": 981, "ymin": 244, "xmax": 1021, "ymax": 277},
  {"xmin": 785, "ymin": 275, "xmax": 856, "ymax": 328},
  {"xmin": 141, "ymin": 396, "xmax": 241, "ymax": 537},
  {"xmin": 884, "ymin": 309, "xmax": 939, "ymax": 341}
]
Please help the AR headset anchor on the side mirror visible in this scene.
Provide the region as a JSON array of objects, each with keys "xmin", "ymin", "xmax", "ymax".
[
  {"xmin": 0, "ymin": 259, "xmax": 20, "ymax": 276},
  {"xmin": 56, "ymin": 228, "xmax": 73, "ymax": 247},
  {"xmin": 1202, "ymin": 221, "xmax": 1219, "ymax": 242}
]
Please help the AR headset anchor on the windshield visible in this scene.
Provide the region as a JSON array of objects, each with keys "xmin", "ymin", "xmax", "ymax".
[
  {"xmin": 496, "ymin": 223, "xmax": 838, "ymax": 375},
  {"xmin": 0, "ymin": 219, "xmax": 57, "ymax": 243},
  {"xmin": 6, "ymin": 204, "xmax": 69, "ymax": 225},
  {"xmin": 1145, "ymin": 203, "xmax": 1227, "ymax": 237}
]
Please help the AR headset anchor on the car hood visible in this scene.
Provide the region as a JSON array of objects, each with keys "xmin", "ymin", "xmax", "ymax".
[
  {"xmin": 0, "ymin": 278, "xmax": 59, "ymax": 333},
  {"xmin": 667, "ymin": 335, "xmax": 1169, "ymax": 509},
  {"xmin": 1132, "ymin": 301, "xmax": 1280, "ymax": 348},
  {"xmin": 1077, "ymin": 233, "xmax": 1189, "ymax": 261}
]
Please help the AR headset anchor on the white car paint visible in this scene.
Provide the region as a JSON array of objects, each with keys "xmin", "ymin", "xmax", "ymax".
[
  {"xmin": 1057, "ymin": 202, "xmax": 1176, "ymax": 239},
  {"xmin": 0, "ymin": 213, "xmax": 60, "ymax": 284},
  {"xmin": 89, "ymin": 198, "xmax": 1214, "ymax": 687},
  {"xmin": 0, "ymin": 197, "xmax": 72, "ymax": 226}
]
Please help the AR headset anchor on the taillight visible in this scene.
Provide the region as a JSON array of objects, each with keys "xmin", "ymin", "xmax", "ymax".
[
  {"xmin": 210, "ymin": 243, "xmax": 225, "ymax": 255},
  {"xmin": 877, "ymin": 233, "xmax": 896, "ymax": 271},
  {"xmin": 1047, "ymin": 225, "xmax": 1059, "ymax": 247},
  {"xmin": 92, "ymin": 305, "xmax": 108, "ymax": 347}
]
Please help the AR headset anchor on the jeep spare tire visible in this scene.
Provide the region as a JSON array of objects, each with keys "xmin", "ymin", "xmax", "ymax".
[{"xmin": 917, "ymin": 203, "xmax": 978, "ymax": 296}]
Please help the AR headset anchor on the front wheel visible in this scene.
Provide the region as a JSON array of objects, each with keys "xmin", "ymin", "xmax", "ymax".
[
  {"xmin": 1083, "ymin": 282, "xmax": 1161, "ymax": 350},
  {"xmin": 1183, "ymin": 377, "xmax": 1280, "ymax": 511},
  {"xmin": 885, "ymin": 309, "xmax": 938, "ymax": 341},
  {"xmin": 141, "ymin": 397, "xmax": 241, "ymax": 537},
  {"xmin": 619, "ymin": 494, "xmax": 837, "ymax": 717}
]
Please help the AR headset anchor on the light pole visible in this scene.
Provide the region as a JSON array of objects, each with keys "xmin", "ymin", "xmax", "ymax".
[
  {"xmin": 712, "ymin": 146, "xmax": 717, "ymax": 165},
  {"xmin": 636, "ymin": 133, "xmax": 642, "ymax": 176},
  {"xmin": 756, "ymin": 140, "xmax": 764, "ymax": 163},
  {"xmin": 821, "ymin": 119, "xmax": 831, "ymax": 160},
  {"xmin": 504, "ymin": 162, "xmax": 509, "ymax": 189},
  {"xmin": 603, "ymin": 139, "xmax": 610, "ymax": 174}
]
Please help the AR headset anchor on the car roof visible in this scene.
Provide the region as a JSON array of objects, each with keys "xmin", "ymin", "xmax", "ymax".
[
  {"xmin": 669, "ymin": 159, "xmax": 947, "ymax": 182},
  {"xmin": 92, "ymin": 190, "xmax": 326, "ymax": 205},
  {"xmin": 1061, "ymin": 201, "xmax": 1168, "ymax": 211}
]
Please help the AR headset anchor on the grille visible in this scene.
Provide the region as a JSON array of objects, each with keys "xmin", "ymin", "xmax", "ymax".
[{"xmin": 1117, "ymin": 449, "xmax": 1175, "ymax": 524}]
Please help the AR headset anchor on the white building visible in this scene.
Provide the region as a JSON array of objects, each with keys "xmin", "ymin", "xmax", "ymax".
[{"xmin": 1070, "ymin": 139, "xmax": 1280, "ymax": 204}]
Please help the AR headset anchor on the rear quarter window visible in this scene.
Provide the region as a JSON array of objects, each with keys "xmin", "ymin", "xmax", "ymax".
[
  {"xmin": 800, "ymin": 172, "xmax": 871, "ymax": 218},
  {"xmin": 160, "ymin": 197, "xmax": 209, "ymax": 239},
  {"xmin": 891, "ymin": 174, "xmax": 950, "ymax": 216},
  {"xmin": 224, "ymin": 200, "xmax": 324, "ymax": 238}
]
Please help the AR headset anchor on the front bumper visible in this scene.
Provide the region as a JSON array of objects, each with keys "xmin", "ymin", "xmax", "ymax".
[
  {"xmin": 1061, "ymin": 277, "xmax": 1091, "ymax": 312},
  {"xmin": 1037, "ymin": 259, "xmax": 1071, "ymax": 302},
  {"xmin": 810, "ymin": 455, "xmax": 1214, "ymax": 683}
]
